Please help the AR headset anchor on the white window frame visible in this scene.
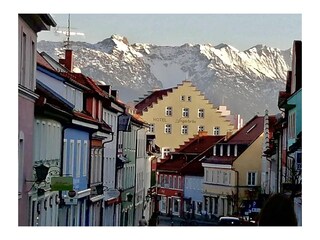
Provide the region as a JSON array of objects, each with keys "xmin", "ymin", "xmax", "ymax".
[
  {"xmin": 182, "ymin": 108, "xmax": 189, "ymax": 118},
  {"xmin": 247, "ymin": 171, "xmax": 257, "ymax": 186},
  {"xmin": 164, "ymin": 124, "xmax": 172, "ymax": 134},
  {"xmin": 198, "ymin": 126, "xmax": 204, "ymax": 132},
  {"xmin": 149, "ymin": 123, "xmax": 155, "ymax": 133},
  {"xmin": 181, "ymin": 125, "xmax": 188, "ymax": 135},
  {"xmin": 187, "ymin": 96, "xmax": 192, "ymax": 102},
  {"xmin": 180, "ymin": 95, "xmax": 185, "ymax": 101},
  {"xmin": 165, "ymin": 106, "xmax": 172, "ymax": 116},
  {"xmin": 198, "ymin": 109, "xmax": 204, "ymax": 118},
  {"xmin": 213, "ymin": 126, "xmax": 220, "ymax": 136}
]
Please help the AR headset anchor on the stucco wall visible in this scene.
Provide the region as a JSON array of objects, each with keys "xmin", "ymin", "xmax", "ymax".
[{"xmin": 141, "ymin": 81, "xmax": 234, "ymax": 149}]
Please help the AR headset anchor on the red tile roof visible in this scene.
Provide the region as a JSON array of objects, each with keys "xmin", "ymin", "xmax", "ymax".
[
  {"xmin": 36, "ymin": 52, "xmax": 56, "ymax": 71},
  {"xmin": 226, "ymin": 115, "xmax": 264, "ymax": 144},
  {"xmin": 60, "ymin": 72, "xmax": 107, "ymax": 98},
  {"xmin": 135, "ymin": 88, "xmax": 173, "ymax": 115},
  {"xmin": 73, "ymin": 111, "xmax": 112, "ymax": 132},
  {"xmin": 176, "ymin": 135, "xmax": 225, "ymax": 153},
  {"xmin": 156, "ymin": 157, "xmax": 187, "ymax": 172},
  {"xmin": 180, "ymin": 158, "xmax": 204, "ymax": 176}
]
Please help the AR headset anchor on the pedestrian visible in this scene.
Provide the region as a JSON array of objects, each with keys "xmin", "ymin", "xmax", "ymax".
[
  {"xmin": 258, "ymin": 193, "xmax": 298, "ymax": 226},
  {"xmin": 139, "ymin": 216, "xmax": 148, "ymax": 226}
]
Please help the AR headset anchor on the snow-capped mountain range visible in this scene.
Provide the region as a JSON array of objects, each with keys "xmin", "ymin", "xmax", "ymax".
[{"xmin": 37, "ymin": 35, "xmax": 292, "ymax": 122}]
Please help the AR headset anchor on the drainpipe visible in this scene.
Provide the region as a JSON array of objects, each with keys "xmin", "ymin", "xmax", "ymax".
[
  {"xmin": 133, "ymin": 126, "xmax": 144, "ymax": 226},
  {"xmin": 58, "ymin": 124, "xmax": 68, "ymax": 226},
  {"xmin": 266, "ymin": 157, "xmax": 272, "ymax": 194},
  {"xmin": 98, "ymin": 132, "xmax": 114, "ymax": 226},
  {"xmin": 234, "ymin": 169, "xmax": 239, "ymax": 215}
]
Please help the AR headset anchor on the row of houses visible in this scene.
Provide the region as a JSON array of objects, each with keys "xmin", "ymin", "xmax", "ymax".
[
  {"xmin": 18, "ymin": 14, "xmax": 153, "ymax": 226},
  {"xmin": 18, "ymin": 13, "xmax": 302, "ymax": 226},
  {"xmin": 149, "ymin": 40, "xmax": 302, "ymax": 225}
]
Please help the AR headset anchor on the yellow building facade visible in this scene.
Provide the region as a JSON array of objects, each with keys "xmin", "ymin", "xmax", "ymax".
[
  {"xmin": 233, "ymin": 133, "xmax": 264, "ymax": 204},
  {"xmin": 135, "ymin": 80, "xmax": 235, "ymax": 150}
]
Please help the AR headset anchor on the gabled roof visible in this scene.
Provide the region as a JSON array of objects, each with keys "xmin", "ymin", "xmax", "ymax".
[
  {"xmin": 225, "ymin": 115, "xmax": 264, "ymax": 144},
  {"xmin": 35, "ymin": 81, "xmax": 73, "ymax": 122},
  {"xmin": 37, "ymin": 52, "xmax": 90, "ymax": 91},
  {"xmin": 135, "ymin": 88, "xmax": 173, "ymax": 115},
  {"xmin": 37, "ymin": 52, "xmax": 56, "ymax": 71},
  {"xmin": 36, "ymin": 80, "xmax": 74, "ymax": 110},
  {"xmin": 60, "ymin": 72, "xmax": 107, "ymax": 98}
]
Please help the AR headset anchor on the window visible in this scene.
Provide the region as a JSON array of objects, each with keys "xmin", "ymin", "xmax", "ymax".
[
  {"xmin": 173, "ymin": 198, "xmax": 180, "ymax": 213},
  {"xmin": 181, "ymin": 125, "xmax": 188, "ymax": 135},
  {"xmin": 173, "ymin": 176, "xmax": 177, "ymax": 189},
  {"xmin": 198, "ymin": 109, "xmax": 204, "ymax": 118},
  {"xmin": 187, "ymin": 96, "xmax": 192, "ymax": 102},
  {"xmin": 159, "ymin": 175, "xmax": 164, "ymax": 187},
  {"xmin": 63, "ymin": 139, "xmax": 68, "ymax": 175},
  {"xmin": 165, "ymin": 107, "xmax": 172, "ymax": 116},
  {"xmin": 164, "ymin": 124, "xmax": 172, "ymax": 134},
  {"xmin": 19, "ymin": 32, "xmax": 26, "ymax": 85},
  {"xmin": 217, "ymin": 170, "xmax": 221, "ymax": 183},
  {"xmin": 164, "ymin": 175, "xmax": 168, "ymax": 188},
  {"xmin": 76, "ymin": 140, "xmax": 81, "ymax": 177},
  {"xmin": 197, "ymin": 202, "xmax": 202, "ymax": 214},
  {"xmin": 180, "ymin": 95, "xmax": 185, "ymax": 101},
  {"xmin": 69, "ymin": 140, "xmax": 75, "ymax": 176},
  {"xmin": 182, "ymin": 108, "xmax": 189, "ymax": 118},
  {"xmin": 205, "ymin": 169, "xmax": 209, "ymax": 182},
  {"xmin": 223, "ymin": 172, "xmax": 228, "ymax": 184},
  {"xmin": 83, "ymin": 141, "xmax": 88, "ymax": 176},
  {"xmin": 149, "ymin": 123, "xmax": 155, "ymax": 133},
  {"xmin": 213, "ymin": 126, "xmax": 220, "ymax": 135},
  {"xmin": 198, "ymin": 126, "xmax": 204, "ymax": 132},
  {"xmin": 247, "ymin": 172, "xmax": 257, "ymax": 186},
  {"xmin": 169, "ymin": 175, "xmax": 173, "ymax": 188},
  {"xmin": 29, "ymin": 40, "xmax": 35, "ymax": 89},
  {"xmin": 288, "ymin": 112, "xmax": 296, "ymax": 139},
  {"xmin": 178, "ymin": 176, "xmax": 182, "ymax": 189},
  {"xmin": 18, "ymin": 132, "xmax": 24, "ymax": 195}
]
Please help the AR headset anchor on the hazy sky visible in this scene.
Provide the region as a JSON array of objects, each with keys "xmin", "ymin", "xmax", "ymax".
[{"xmin": 38, "ymin": 13, "xmax": 301, "ymax": 51}]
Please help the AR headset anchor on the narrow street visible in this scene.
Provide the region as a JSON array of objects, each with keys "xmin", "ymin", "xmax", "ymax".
[{"xmin": 156, "ymin": 215, "xmax": 218, "ymax": 227}]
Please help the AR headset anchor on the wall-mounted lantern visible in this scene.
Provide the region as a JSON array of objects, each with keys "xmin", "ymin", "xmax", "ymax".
[
  {"xmin": 35, "ymin": 164, "xmax": 49, "ymax": 183},
  {"xmin": 126, "ymin": 193, "xmax": 133, "ymax": 202}
]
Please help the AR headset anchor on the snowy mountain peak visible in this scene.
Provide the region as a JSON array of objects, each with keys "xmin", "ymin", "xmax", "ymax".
[{"xmin": 38, "ymin": 37, "xmax": 291, "ymax": 121}]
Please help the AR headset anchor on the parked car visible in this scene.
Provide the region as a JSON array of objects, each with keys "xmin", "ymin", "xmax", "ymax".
[{"xmin": 218, "ymin": 216, "xmax": 241, "ymax": 226}]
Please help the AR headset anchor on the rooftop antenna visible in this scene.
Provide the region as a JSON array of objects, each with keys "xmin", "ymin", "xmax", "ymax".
[
  {"xmin": 53, "ymin": 14, "xmax": 85, "ymax": 50},
  {"xmin": 65, "ymin": 14, "xmax": 71, "ymax": 49}
]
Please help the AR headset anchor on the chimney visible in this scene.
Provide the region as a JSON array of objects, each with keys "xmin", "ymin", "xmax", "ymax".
[
  {"xmin": 111, "ymin": 89, "xmax": 118, "ymax": 100},
  {"xmin": 198, "ymin": 131, "xmax": 208, "ymax": 137},
  {"xmin": 65, "ymin": 49, "xmax": 73, "ymax": 71},
  {"xmin": 59, "ymin": 49, "xmax": 73, "ymax": 71},
  {"xmin": 224, "ymin": 130, "xmax": 233, "ymax": 141}
]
